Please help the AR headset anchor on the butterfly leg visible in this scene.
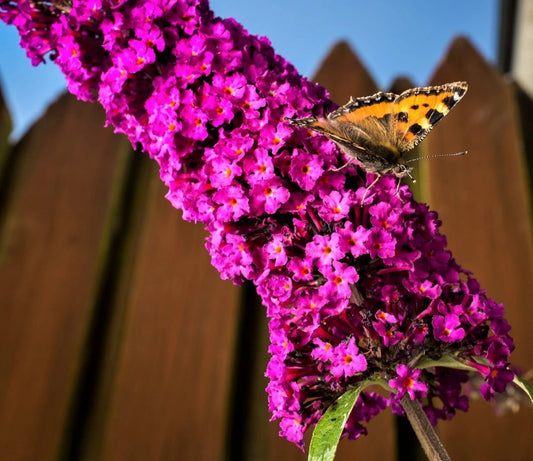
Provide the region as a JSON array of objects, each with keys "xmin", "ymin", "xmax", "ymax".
[
  {"xmin": 330, "ymin": 156, "xmax": 356, "ymax": 172},
  {"xmin": 394, "ymin": 176, "xmax": 414, "ymax": 203},
  {"xmin": 394, "ymin": 177, "xmax": 404, "ymax": 202},
  {"xmin": 361, "ymin": 174, "xmax": 381, "ymax": 206}
]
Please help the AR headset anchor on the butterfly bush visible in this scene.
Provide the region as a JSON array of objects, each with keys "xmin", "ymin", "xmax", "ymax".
[{"xmin": 1, "ymin": 0, "xmax": 515, "ymax": 450}]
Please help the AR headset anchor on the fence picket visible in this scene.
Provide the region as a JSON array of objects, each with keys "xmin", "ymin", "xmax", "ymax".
[
  {"xmin": 0, "ymin": 94, "xmax": 131, "ymax": 461},
  {"xmin": 424, "ymin": 36, "xmax": 533, "ymax": 461},
  {"xmin": 84, "ymin": 157, "xmax": 242, "ymax": 461},
  {"xmin": 312, "ymin": 40, "xmax": 379, "ymax": 106}
]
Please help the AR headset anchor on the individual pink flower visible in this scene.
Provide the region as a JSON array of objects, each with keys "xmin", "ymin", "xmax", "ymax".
[{"xmin": 389, "ymin": 365, "xmax": 428, "ymax": 400}]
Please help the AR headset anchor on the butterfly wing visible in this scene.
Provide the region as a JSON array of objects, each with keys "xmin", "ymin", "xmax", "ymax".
[
  {"xmin": 287, "ymin": 114, "xmax": 371, "ymax": 151},
  {"xmin": 288, "ymin": 83, "xmax": 467, "ymax": 175},
  {"xmin": 390, "ymin": 81, "xmax": 468, "ymax": 153},
  {"xmin": 327, "ymin": 92, "xmax": 407, "ymax": 167},
  {"xmin": 327, "ymin": 92, "xmax": 395, "ymax": 143},
  {"xmin": 288, "ymin": 91, "xmax": 404, "ymax": 173}
]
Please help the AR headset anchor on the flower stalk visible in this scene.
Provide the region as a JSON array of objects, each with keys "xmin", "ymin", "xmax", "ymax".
[{"xmin": 401, "ymin": 395, "xmax": 451, "ymax": 461}]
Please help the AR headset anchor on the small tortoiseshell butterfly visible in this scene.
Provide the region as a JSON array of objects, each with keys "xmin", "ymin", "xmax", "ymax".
[{"xmin": 288, "ymin": 81, "xmax": 468, "ymax": 200}]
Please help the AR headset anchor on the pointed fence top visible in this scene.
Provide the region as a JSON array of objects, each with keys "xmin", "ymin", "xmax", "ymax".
[{"xmin": 312, "ymin": 40, "xmax": 378, "ymax": 104}]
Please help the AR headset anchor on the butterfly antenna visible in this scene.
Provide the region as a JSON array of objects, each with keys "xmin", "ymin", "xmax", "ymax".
[
  {"xmin": 406, "ymin": 151, "xmax": 468, "ymax": 164},
  {"xmin": 397, "ymin": 165, "xmax": 417, "ymax": 184}
]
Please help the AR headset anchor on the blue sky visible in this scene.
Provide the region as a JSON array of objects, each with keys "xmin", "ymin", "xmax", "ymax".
[{"xmin": 0, "ymin": 0, "xmax": 499, "ymax": 140}]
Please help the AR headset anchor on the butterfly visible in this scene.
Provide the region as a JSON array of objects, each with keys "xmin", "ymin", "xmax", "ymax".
[{"xmin": 287, "ymin": 81, "xmax": 468, "ymax": 202}]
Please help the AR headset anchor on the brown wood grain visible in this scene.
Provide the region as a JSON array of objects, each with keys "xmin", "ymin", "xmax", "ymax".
[
  {"xmin": 514, "ymin": 81, "xmax": 533, "ymax": 219},
  {"xmin": 87, "ymin": 158, "xmax": 242, "ymax": 461},
  {"xmin": 423, "ymin": 36, "xmax": 533, "ymax": 461},
  {"xmin": 0, "ymin": 93, "xmax": 131, "ymax": 461}
]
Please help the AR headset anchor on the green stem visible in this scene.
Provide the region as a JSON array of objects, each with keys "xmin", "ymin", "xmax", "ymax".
[{"xmin": 401, "ymin": 395, "xmax": 452, "ymax": 461}]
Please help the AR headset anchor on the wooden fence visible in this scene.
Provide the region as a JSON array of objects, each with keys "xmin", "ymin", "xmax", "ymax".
[{"xmin": 0, "ymin": 36, "xmax": 532, "ymax": 461}]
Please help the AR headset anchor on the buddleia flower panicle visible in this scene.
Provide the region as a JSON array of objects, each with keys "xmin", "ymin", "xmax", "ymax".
[{"xmin": 1, "ymin": 0, "xmax": 516, "ymax": 450}]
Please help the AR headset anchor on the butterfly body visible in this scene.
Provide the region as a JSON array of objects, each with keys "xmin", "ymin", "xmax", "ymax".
[{"xmin": 288, "ymin": 82, "xmax": 468, "ymax": 182}]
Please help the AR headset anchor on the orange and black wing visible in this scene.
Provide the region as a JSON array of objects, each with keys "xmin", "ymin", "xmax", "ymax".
[
  {"xmin": 326, "ymin": 91, "xmax": 396, "ymax": 149},
  {"xmin": 288, "ymin": 92, "xmax": 398, "ymax": 145},
  {"xmin": 390, "ymin": 81, "xmax": 468, "ymax": 153},
  {"xmin": 287, "ymin": 92, "xmax": 402, "ymax": 169}
]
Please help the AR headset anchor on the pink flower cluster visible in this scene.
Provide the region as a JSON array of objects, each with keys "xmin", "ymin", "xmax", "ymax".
[{"xmin": 1, "ymin": 0, "xmax": 515, "ymax": 450}]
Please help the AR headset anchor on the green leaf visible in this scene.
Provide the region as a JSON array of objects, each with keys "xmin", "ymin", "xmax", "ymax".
[
  {"xmin": 416, "ymin": 355, "xmax": 476, "ymax": 372},
  {"xmin": 308, "ymin": 384, "xmax": 365, "ymax": 461},
  {"xmin": 513, "ymin": 375, "xmax": 533, "ymax": 404}
]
